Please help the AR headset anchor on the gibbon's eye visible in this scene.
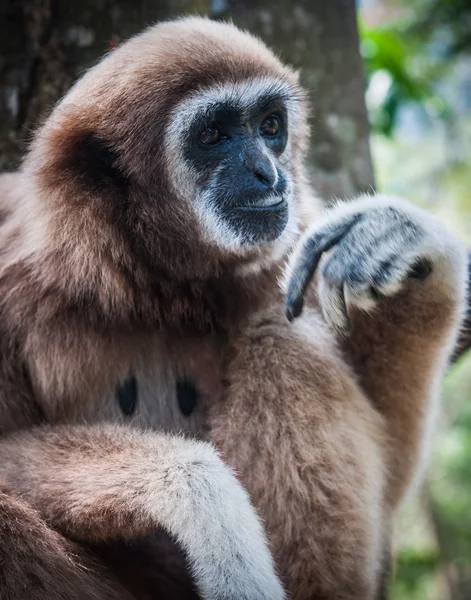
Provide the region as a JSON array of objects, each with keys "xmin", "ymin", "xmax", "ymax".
[
  {"xmin": 260, "ymin": 115, "xmax": 280, "ymax": 137},
  {"xmin": 199, "ymin": 124, "xmax": 222, "ymax": 145}
]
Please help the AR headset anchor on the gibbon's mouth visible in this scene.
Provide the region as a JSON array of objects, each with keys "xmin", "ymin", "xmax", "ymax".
[
  {"xmin": 221, "ymin": 195, "xmax": 289, "ymax": 244},
  {"xmin": 237, "ymin": 196, "xmax": 287, "ymax": 212}
]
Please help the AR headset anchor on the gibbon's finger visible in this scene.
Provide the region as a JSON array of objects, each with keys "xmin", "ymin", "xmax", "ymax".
[
  {"xmin": 285, "ymin": 216, "xmax": 359, "ymax": 321},
  {"xmin": 318, "ymin": 277, "xmax": 351, "ymax": 333}
]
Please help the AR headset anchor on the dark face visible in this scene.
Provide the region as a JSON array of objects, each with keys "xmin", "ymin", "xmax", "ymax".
[{"xmin": 175, "ymin": 85, "xmax": 294, "ymax": 247}]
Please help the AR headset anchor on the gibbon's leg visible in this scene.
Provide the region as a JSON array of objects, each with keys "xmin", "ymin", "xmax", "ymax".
[
  {"xmin": 285, "ymin": 194, "xmax": 467, "ymax": 509},
  {"xmin": 209, "ymin": 307, "xmax": 386, "ymax": 600},
  {"xmin": 0, "ymin": 486, "xmax": 134, "ymax": 600},
  {"xmin": 0, "ymin": 424, "xmax": 285, "ymax": 600}
]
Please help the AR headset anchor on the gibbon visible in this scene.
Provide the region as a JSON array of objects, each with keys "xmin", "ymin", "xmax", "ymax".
[{"xmin": 0, "ymin": 16, "xmax": 467, "ymax": 600}]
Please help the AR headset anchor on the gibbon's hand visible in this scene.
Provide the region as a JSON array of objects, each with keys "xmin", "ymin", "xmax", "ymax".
[{"xmin": 284, "ymin": 194, "xmax": 465, "ymax": 332}]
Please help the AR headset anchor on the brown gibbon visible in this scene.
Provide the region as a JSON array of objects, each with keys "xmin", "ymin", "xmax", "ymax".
[{"xmin": 0, "ymin": 16, "xmax": 467, "ymax": 600}]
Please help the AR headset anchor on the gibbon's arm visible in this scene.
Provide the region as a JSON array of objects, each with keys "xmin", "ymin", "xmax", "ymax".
[
  {"xmin": 210, "ymin": 305, "xmax": 386, "ymax": 600},
  {"xmin": 453, "ymin": 250, "xmax": 471, "ymax": 360},
  {"xmin": 285, "ymin": 194, "xmax": 467, "ymax": 507},
  {"xmin": 0, "ymin": 424, "xmax": 285, "ymax": 600}
]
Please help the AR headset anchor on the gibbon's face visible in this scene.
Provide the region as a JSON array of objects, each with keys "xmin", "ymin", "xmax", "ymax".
[
  {"xmin": 165, "ymin": 79, "xmax": 300, "ymax": 250},
  {"xmin": 28, "ymin": 18, "xmax": 309, "ymax": 280}
]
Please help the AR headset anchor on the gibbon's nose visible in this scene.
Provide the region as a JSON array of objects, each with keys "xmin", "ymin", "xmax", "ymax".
[{"xmin": 244, "ymin": 151, "xmax": 278, "ymax": 188}]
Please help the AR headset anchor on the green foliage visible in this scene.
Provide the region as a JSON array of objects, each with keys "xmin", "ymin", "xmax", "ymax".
[
  {"xmin": 371, "ymin": 115, "xmax": 471, "ymax": 241},
  {"xmin": 391, "ymin": 547, "xmax": 440, "ymax": 600},
  {"xmin": 410, "ymin": 0, "xmax": 471, "ymax": 57},
  {"xmin": 359, "ymin": 23, "xmax": 438, "ymax": 135},
  {"xmin": 358, "ymin": 0, "xmax": 470, "ymax": 135},
  {"xmin": 386, "ymin": 352, "xmax": 471, "ymax": 600},
  {"xmin": 361, "ymin": 3, "xmax": 471, "ymax": 598},
  {"xmin": 429, "ymin": 353, "xmax": 471, "ymax": 584}
]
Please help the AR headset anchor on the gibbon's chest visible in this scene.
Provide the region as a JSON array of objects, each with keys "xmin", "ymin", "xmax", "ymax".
[{"xmin": 78, "ymin": 334, "xmax": 225, "ymax": 441}]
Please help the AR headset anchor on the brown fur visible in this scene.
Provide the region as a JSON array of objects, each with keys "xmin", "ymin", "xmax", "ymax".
[
  {"xmin": 0, "ymin": 16, "xmax": 464, "ymax": 600},
  {"xmin": 0, "ymin": 486, "xmax": 135, "ymax": 600}
]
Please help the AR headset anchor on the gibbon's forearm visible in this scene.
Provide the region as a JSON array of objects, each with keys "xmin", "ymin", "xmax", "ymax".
[
  {"xmin": 210, "ymin": 307, "xmax": 386, "ymax": 600},
  {"xmin": 341, "ymin": 240, "xmax": 466, "ymax": 507},
  {"xmin": 285, "ymin": 195, "xmax": 467, "ymax": 508},
  {"xmin": 0, "ymin": 424, "xmax": 285, "ymax": 600}
]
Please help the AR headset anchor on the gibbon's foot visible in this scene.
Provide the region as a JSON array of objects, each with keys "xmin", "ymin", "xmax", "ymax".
[{"xmin": 285, "ymin": 194, "xmax": 465, "ymax": 332}]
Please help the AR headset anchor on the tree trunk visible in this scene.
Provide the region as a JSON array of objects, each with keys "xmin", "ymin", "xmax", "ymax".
[{"xmin": 0, "ymin": 0, "xmax": 186, "ymax": 171}]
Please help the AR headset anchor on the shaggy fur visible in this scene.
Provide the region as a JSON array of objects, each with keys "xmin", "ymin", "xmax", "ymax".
[{"xmin": 0, "ymin": 16, "xmax": 467, "ymax": 600}]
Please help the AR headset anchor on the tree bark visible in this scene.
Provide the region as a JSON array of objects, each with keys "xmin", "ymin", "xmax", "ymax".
[{"xmin": 0, "ymin": 0, "xmax": 188, "ymax": 171}]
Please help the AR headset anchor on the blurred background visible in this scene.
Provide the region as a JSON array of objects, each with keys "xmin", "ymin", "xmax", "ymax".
[
  {"xmin": 361, "ymin": 2, "xmax": 471, "ymax": 599},
  {"xmin": 0, "ymin": 0, "xmax": 470, "ymax": 597}
]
